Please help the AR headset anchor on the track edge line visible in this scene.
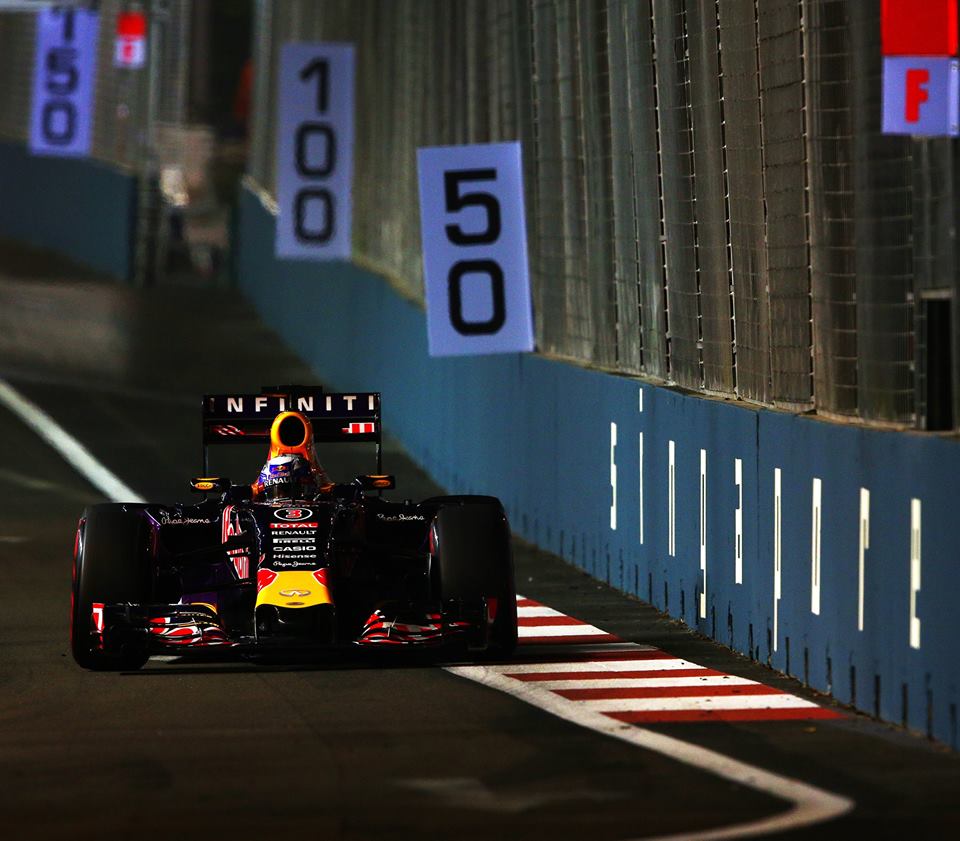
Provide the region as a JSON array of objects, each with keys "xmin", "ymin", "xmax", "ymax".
[{"xmin": 444, "ymin": 664, "xmax": 853, "ymax": 840}]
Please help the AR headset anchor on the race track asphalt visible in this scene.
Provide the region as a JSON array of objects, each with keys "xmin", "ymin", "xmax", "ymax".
[{"xmin": 1, "ymin": 246, "xmax": 958, "ymax": 840}]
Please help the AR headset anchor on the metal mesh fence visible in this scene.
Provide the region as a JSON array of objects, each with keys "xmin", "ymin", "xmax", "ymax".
[
  {"xmin": 0, "ymin": 1, "xmax": 191, "ymax": 172},
  {"xmin": 0, "ymin": 0, "xmax": 210, "ymax": 289},
  {"xmin": 720, "ymin": 0, "xmax": 772, "ymax": 404},
  {"xmin": 652, "ymin": 0, "xmax": 702, "ymax": 391},
  {"xmin": 3, "ymin": 1, "xmax": 958, "ymax": 429},
  {"xmin": 759, "ymin": 0, "xmax": 812, "ymax": 409},
  {"xmin": 688, "ymin": 0, "xmax": 734, "ymax": 395},
  {"xmin": 611, "ymin": 0, "xmax": 668, "ymax": 379},
  {"xmin": 91, "ymin": 0, "xmax": 148, "ymax": 171},
  {"xmin": 241, "ymin": 0, "xmax": 960, "ymax": 428},
  {"xmin": 804, "ymin": 0, "xmax": 857, "ymax": 417},
  {"xmin": 848, "ymin": 1, "xmax": 914, "ymax": 424},
  {"xmin": 0, "ymin": 11, "xmax": 35, "ymax": 145}
]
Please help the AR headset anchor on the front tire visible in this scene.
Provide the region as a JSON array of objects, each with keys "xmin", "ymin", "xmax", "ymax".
[
  {"xmin": 433, "ymin": 500, "xmax": 517, "ymax": 657},
  {"xmin": 71, "ymin": 504, "xmax": 151, "ymax": 670}
]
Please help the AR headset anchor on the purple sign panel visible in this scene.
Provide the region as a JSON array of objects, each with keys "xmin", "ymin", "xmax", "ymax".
[
  {"xmin": 30, "ymin": 8, "xmax": 99, "ymax": 157},
  {"xmin": 882, "ymin": 56, "xmax": 959, "ymax": 136},
  {"xmin": 417, "ymin": 142, "xmax": 535, "ymax": 358},
  {"xmin": 275, "ymin": 42, "xmax": 355, "ymax": 261}
]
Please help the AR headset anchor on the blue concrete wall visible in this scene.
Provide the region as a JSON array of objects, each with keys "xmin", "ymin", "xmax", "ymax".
[
  {"xmin": 239, "ymin": 186, "xmax": 960, "ymax": 746},
  {"xmin": 0, "ymin": 140, "xmax": 136, "ymax": 280}
]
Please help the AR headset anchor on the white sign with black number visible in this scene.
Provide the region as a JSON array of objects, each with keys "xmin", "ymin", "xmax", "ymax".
[
  {"xmin": 30, "ymin": 7, "xmax": 99, "ymax": 158},
  {"xmin": 275, "ymin": 42, "xmax": 355, "ymax": 260},
  {"xmin": 417, "ymin": 142, "xmax": 534, "ymax": 357}
]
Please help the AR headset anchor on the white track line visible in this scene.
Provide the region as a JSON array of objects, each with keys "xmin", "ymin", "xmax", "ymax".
[
  {"xmin": 0, "ymin": 379, "xmax": 143, "ymax": 503},
  {"xmin": 485, "ymin": 596, "xmax": 853, "ymax": 837},
  {"xmin": 517, "ymin": 623, "xmax": 609, "ymax": 637},
  {"xmin": 575, "ymin": 695, "xmax": 821, "ymax": 713},
  {"xmin": 514, "ymin": 641, "xmax": 653, "ymax": 653},
  {"xmin": 531, "ymin": 676, "xmax": 757, "ymax": 690},
  {"xmin": 517, "ymin": 605, "xmax": 566, "ymax": 618},
  {"xmin": 447, "ymin": 665, "xmax": 853, "ymax": 840},
  {"xmin": 504, "ymin": 658, "xmax": 708, "ymax": 674}
]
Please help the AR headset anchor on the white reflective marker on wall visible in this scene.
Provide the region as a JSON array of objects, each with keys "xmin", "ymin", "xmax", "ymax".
[
  {"xmin": 417, "ymin": 142, "xmax": 534, "ymax": 357},
  {"xmin": 609, "ymin": 422, "xmax": 617, "ymax": 531},
  {"xmin": 773, "ymin": 467, "xmax": 782, "ymax": 653},
  {"xmin": 638, "ymin": 431, "xmax": 644, "ymax": 545},
  {"xmin": 734, "ymin": 458, "xmax": 743, "ymax": 584},
  {"xmin": 668, "ymin": 440, "xmax": 676, "ymax": 557},
  {"xmin": 699, "ymin": 448, "xmax": 707, "ymax": 620},
  {"xmin": 638, "ymin": 389, "xmax": 644, "ymax": 545},
  {"xmin": 910, "ymin": 498, "xmax": 922, "ymax": 650},
  {"xmin": 811, "ymin": 477, "xmax": 822, "ymax": 615},
  {"xmin": 858, "ymin": 488, "xmax": 870, "ymax": 632},
  {"xmin": 30, "ymin": 7, "xmax": 99, "ymax": 157},
  {"xmin": 275, "ymin": 42, "xmax": 355, "ymax": 260}
]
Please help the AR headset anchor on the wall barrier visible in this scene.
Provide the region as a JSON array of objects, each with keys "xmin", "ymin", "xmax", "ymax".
[
  {"xmin": 239, "ymin": 185, "xmax": 960, "ymax": 747},
  {"xmin": 0, "ymin": 140, "xmax": 136, "ymax": 281}
]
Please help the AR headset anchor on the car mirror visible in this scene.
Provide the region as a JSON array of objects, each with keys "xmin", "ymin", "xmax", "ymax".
[
  {"xmin": 355, "ymin": 474, "xmax": 396, "ymax": 491},
  {"xmin": 189, "ymin": 477, "xmax": 230, "ymax": 494}
]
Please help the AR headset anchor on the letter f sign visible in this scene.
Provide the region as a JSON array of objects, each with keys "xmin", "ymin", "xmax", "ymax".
[
  {"xmin": 882, "ymin": 57, "xmax": 959, "ymax": 138},
  {"xmin": 906, "ymin": 68, "xmax": 930, "ymax": 122}
]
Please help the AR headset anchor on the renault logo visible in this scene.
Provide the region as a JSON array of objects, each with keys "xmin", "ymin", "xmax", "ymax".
[{"xmin": 279, "ymin": 588, "xmax": 311, "ymax": 598}]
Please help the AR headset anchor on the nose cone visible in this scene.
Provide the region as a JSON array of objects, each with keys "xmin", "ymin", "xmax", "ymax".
[{"xmin": 269, "ymin": 411, "xmax": 314, "ymax": 460}]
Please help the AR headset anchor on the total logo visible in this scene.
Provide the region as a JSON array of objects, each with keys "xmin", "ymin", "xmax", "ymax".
[
  {"xmin": 274, "ymin": 507, "xmax": 314, "ymax": 522},
  {"xmin": 270, "ymin": 522, "xmax": 319, "ymax": 530}
]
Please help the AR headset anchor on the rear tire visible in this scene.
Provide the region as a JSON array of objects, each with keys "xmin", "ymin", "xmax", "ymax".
[
  {"xmin": 433, "ymin": 500, "xmax": 517, "ymax": 657},
  {"xmin": 71, "ymin": 504, "xmax": 151, "ymax": 670}
]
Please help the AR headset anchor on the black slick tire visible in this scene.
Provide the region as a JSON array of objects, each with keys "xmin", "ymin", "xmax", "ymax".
[
  {"xmin": 433, "ymin": 501, "xmax": 518, "ymax": 656},
  {"xmin": 71, "ymin": 504, "xmax": 151, "ymax": 671}
]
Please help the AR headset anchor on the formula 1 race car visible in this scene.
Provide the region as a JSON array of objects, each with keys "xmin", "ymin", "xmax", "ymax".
[{"xmin": 70, "ymin": 386, "xmax": 517, "ymax": 669}]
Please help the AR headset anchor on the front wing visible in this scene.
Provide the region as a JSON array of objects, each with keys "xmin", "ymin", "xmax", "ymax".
[{"xmin": 92, "ymin": 601, "xmax": 486, "ymax": 655}]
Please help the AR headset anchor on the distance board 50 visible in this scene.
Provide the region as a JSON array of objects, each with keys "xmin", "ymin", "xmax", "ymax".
[{"xmin": 417, "ymin": 142, "xmax": 535, "ymax": 357}]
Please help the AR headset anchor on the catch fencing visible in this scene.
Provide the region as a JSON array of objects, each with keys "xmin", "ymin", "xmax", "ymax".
[
  {"xmin": 0, "ymin": 0, "xmax": 194, "ymax": 281},
  {"xmin": 0, "ymin": 0, "xmax": 194, "ymax": 172},
  {"xmin": 245, "ymin": 0, "xmax": 960, "ymax": 429}
]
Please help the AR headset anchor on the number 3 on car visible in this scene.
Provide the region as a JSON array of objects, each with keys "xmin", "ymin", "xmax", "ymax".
[{"xmin": 417, "ymin": 142, "xmax": 535, "ymax": 357}]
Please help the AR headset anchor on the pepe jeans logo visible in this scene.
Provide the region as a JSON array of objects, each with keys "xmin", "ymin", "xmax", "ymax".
[
  {"xmin": 161, "ymin": 515, "xmax": 213, "ymax": 526},
  {"xmin": 274, "ymin": 508, "xmax": 313, "ymax": 522}
]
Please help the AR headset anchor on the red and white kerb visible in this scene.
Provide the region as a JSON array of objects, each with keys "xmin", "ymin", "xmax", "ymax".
[{"xmin": 500, "ymin": 596, "xmax": 843, "ymax": 724}]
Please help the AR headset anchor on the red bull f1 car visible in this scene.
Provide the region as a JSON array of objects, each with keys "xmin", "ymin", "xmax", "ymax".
[{"xmin": 70, "ymin": 386, "xmax": 518, "ymax": 669}]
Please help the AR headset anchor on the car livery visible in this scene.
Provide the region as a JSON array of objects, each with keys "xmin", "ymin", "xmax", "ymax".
[{"xmin": 70, "ymin": 385, "xmax": 517, "ymax": 669}]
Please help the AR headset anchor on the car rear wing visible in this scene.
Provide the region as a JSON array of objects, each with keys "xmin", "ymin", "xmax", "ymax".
[{"xmin": 201, "ymin": 385, "xmax": 382, "ymax": 473}]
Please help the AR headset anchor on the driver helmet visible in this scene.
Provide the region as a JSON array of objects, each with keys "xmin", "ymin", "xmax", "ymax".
[{"xmin": 256, "ymin": 454, "xmax": 317, "ymax": 501}]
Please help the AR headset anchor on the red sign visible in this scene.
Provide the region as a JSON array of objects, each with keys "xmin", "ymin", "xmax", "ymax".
[
  {"xmin": 881, "ymin": 0, "xmax": 958, "ymax": 57},
  {"xmin": 114, "ymin": 11, "xmax": 147, "ymax": 69}
]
